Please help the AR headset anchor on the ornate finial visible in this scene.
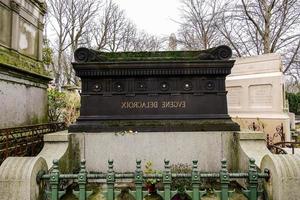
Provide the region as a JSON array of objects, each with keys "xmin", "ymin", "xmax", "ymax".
[
  {"xmin": 164, "ymin": 159, "xmax": 170, "ymax": 169},
  {"xmin": 136, "ymin": 159, "xmax": 141, "ymax": 170},
  {"xmin": 221, "ymin": 159, "xmax": 227, "ymax": 172},
  {"xmin": 80, "ymin": 160, "xmax": 86, "ymax": 171},
  {"xmin": 53, "ymin": 159, "xmax": 59, "ymax": 169},
  {"xmin": 192, "ymin": 160, "xmax": 198, "ymax": 169},
  {"xmin": 249, "ymin": 158, "xmax": 256, "ymax": 171},
  {"xmin": 108, "ymin": 159, "xmax": 114, "ymax": 172}
]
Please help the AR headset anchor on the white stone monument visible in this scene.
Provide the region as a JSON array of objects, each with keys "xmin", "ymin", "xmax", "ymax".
[{"xmin": 226, "ymin": 53, "xmax": 291, "ymax": 143}]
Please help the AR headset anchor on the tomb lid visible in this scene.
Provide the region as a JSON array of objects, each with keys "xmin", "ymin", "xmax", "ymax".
[{"xmin": 74, "ymin": 45, "xmax": 232, "ymax": 63}]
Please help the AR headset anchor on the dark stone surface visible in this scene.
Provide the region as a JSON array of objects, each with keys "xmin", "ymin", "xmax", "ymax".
[
  {"xmin": 69, "ymin": 45, "xmax": 240, "ymax": 132},
  {"xmin": 68, "ymin": 119, "xmax": 240, "ymax": 132}
]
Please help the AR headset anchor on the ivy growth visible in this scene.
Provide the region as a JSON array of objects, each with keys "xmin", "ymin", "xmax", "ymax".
[{"xmin": 287, "ymin": 92, "xmax": 300, "ymax": 114}]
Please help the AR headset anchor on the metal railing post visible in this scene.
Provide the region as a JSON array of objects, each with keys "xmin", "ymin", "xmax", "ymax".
[
  {"xmin": 106, "ymin": 159, "xmax": 115, "ymax": 200},
  {"xmin": 135, "ymin": 159, "xmax": 144, "ymax": 200},
  {"xmin": 191, "ymin": 160, "xmax": 200, "ymax": 200},
  {"xmin": 48, "ymin": 159, "xmax": 66, "ymax": 200},
  {"xmin": 214, "ymin": 159, "xmax": 231, "ymax": 200},
  {"xmin": 242, "ymin": 158, "xmax": 262, "ymax": 200},
  {"xmin": 74, "ymin": 160, "xmax": 92, "ymax": 200},
  {"xmin": 163, "ymin": 159, "xmax": 172, "ymax": 200}
]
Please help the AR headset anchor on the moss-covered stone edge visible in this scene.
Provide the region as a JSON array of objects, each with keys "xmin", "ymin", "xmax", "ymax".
[{"xmin": 0, "ymin": 46, "xmax": 51, "ymax": 78}]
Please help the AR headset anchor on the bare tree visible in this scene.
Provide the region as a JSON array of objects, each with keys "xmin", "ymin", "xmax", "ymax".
[
  {"xmin": 217, "ymin": 0, "xmax": 300, "ymax": 63},
  {"xmin": 47, "ymin": 0, "xmax": 70, "ymax": 87},
  {"xmin": 134, "ymin": 33, "xmax": 162, "ymax": 51},
  {"xmin": 46, "ymin": 0, "xmax": 100, "ymax": 88},
  {"xmin": 86, "ymin": 0, "xmax": 162, "ymax": 52},
  {"xmin": 86, "ymin": 0, "xmax": 128, "ymax": 52},
  {"xmin": 177, "ymin": 0, "xmax": 229, "ymax": 50},
  {"xmin": 46, "ymin": 0, "xmax": 165, "ymax": 88},
  {"xmin": 236, "ymin": 0, "xmax": 300, "ymax": 58},
  {"xmin": 67, "ymin": 0, "xmax": 100, "ymax": 53}
]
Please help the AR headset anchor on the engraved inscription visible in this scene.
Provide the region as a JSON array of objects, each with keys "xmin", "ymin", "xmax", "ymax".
[
  {"xmin": 121, "ymin": 101, "xmax": 158, "ymax": 109},
  {"xmin": 121, "ymin": 101, "xmax": 186, "ymax": 109},
  {"xmin": 249, "ymin": 84, "xmax": 272, "ymax": 107},
  {"xmin": 227, "ymin": 86, "xmax": 242, "ymax": 108}
]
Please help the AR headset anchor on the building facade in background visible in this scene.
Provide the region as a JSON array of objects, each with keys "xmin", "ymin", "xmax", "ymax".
[{"xmin": 0, "ymin": 0, "xmax": 51, "ymax": 128}]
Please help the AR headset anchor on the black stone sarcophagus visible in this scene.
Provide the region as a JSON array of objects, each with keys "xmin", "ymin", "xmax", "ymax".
[{"xmin": 69, "ymin": 45, "xmax": 240, "ymax": 132}]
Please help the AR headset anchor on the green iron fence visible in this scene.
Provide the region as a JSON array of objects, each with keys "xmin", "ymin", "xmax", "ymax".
[{"xmin": 38, "ymin": 158, "xmax": 269, "ymax": 200}]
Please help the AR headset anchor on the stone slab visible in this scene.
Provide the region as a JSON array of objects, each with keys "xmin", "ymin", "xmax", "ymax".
[
  {"xmin": 0, "ymin": 72, "xmax": 48, "ymax": 128},
  {"xmin": 43, "ymin": 130, "xmax": 69, "ymax": 142},
  {"xmin": 73, "ymin": 131, "xmax": 236, "ymax": 172},
  {"xmin": 237, "ymin": 132, "xmax": 271, "ymax": 171},
  {"xmin": 38, "ymin": 131, "xmax": 70, "ymax": 170},
  {"xmin": 238, "ymin": 131, "xmax": 266, "ymax": 140}
]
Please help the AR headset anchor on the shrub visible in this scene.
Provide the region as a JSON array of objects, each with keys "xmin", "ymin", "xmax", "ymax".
[
  {"xmin": 48, "ymin": 88, "xmax": 66, "ymax": 122},
  {"xmin": 62, "ymin": 91, "xmax": 80, "ymax": 125},
  {"xmin": 47, "ymin": 88, "xmax": 80, "ymax": 125},
  {"xmin": 287, "ymin": 92, "xmax": 300, "ymax": 114},
  {"xmin": 170, "ymin": 163, "xmax": 192, "ymax": 191}
]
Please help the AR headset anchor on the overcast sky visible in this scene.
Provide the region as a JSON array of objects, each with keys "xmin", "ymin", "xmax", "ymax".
[{"xmin": 114, "ymin": 0, "xmax": 182, "ymax": 37}]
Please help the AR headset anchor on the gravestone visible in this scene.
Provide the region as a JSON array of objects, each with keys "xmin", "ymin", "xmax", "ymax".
[
  {"xmin": 69, "ymin": 45, "xmax": 239, "ymax": 132},
  {"xmin": 226, "ymin": 53, "xmax": 291, "ymax": 143}
]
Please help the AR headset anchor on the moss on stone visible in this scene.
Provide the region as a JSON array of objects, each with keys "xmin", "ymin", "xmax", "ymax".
[
  {"xmin": 0, "ymin": 47, "xmax": 50, "ymax": 77},
  {"xmin": 29, "ymin": 114, "xmax": 48, "ymax": 125},
  {"xmin": 58, "ymin": 135, "xmax": 81, "ymax": 174},
  {"xmin": 100, "ymin": 50, "xmax": 203, "ymax": 61},
  {"xmin": 90, "ymin": 45, "xmax": 231, "ymax": 61},
  {"xmin": 231, "ymin": 132, "xmax": 240, "ymax": 171}
]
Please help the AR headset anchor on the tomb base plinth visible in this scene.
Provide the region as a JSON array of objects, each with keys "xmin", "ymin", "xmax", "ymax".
[
  {"xmin": 69, "ymin": 119, "xmax": 240, "ymax": 132},
  {"xmin": 70, "ymin": 131, "xmax": 239, "ymax": 172}
]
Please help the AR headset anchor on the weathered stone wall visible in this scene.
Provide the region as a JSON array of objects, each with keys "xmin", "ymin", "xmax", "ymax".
[
  {"xmin": 0, "ymin": 0, "xmax": 46, "ymax": 62},
  {"xmin": 0, "ymin": 67, "xmax": 48, "ymax": 128},
  {"xmin": 72, "ymin": 131, "xmax": 237, "ymax": 172},
  {"xmin": 0, "ymin": 0, "xmax": 50, "ymax": 128}
]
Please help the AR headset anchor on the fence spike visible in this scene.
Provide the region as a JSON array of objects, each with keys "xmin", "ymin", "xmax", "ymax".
[
  {"xmin": 164, "ymin": 159, "xmax": 170, "ymax": 170},
  {"xmin": 134, "ymin": 159, "xmax": 143, "ymax": 200},
  {"xmin": 190, "ymin": 160, "xmax": 206, "ymax": 200},
  {"xmin": 192, "ymin": 160, "xmax": 198, "ymax": 170},
  {"xmin": 242, "ymin": 158, "xmax": 263, "ymax": 200},
  {"xmin": 214, "ymin": 159, "xmax": 234, "ymax": 200},
  {"xmin": 46, "ymin": 159, "xmax": 66, "ymax": 200},
  {"xmin": 163, "ymin": 159, "xmax": 172, "ymax": 200},
  {"xmin": 136, "ymin": 159, "xmax": 141, "ymax": 171},
  {"xmin": 106, "ymin": 159, "xmax": 115, "ymax": 200},
  {"xmin": 73, "ymin": 159, "xmax": 92, "ymax": 200}
]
